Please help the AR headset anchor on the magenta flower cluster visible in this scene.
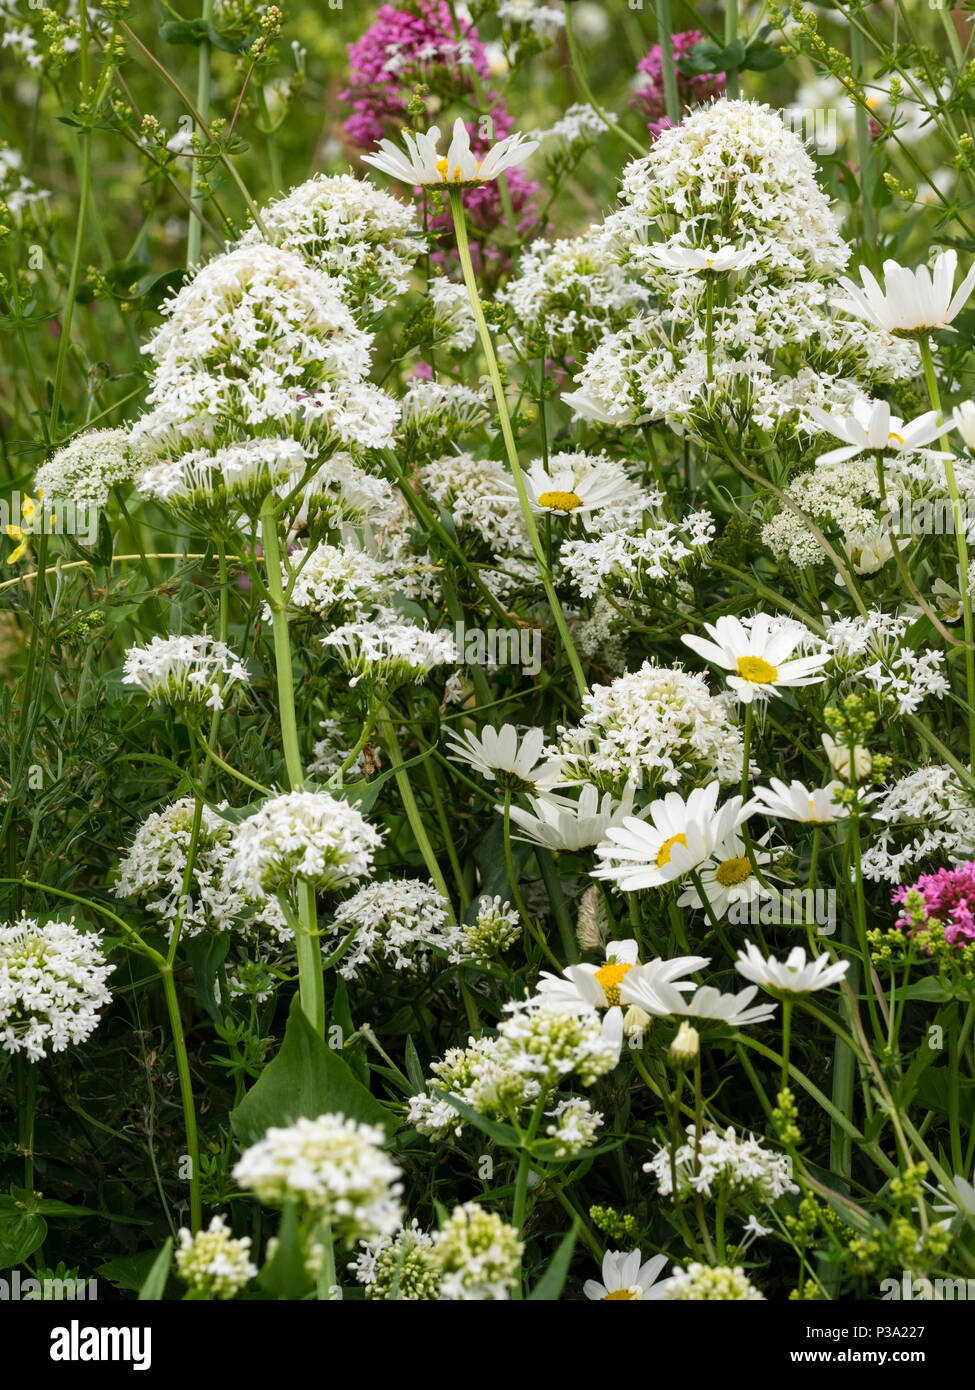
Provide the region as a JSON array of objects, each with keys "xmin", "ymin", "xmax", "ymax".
[
  {"xmin": 632, "ymin": 31, "xmax": 726, "ymax": 138},
  {"xmin": 893, "ymin": 863, "xmax": 975, "ymax": 947}
]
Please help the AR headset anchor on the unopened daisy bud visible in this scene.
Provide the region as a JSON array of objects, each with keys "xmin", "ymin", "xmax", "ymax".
[
  {"xmin": 669, "ymin": 1021, "xmax": 699, "ymax": 1066},
  {"xmin": 623, "ymin": 1004, "xmax": 652, "ymax": 1040},
  {"xmin": 822, "ymin": 732, "xmax": 872, "ymax": 783},
  {"xmin": 576, "ymin": 883, "xmax": 609, "ymax": 951},
  {"xmin": 175, "ymin": 1215, "xmax": 257, "ymax": 1300}
]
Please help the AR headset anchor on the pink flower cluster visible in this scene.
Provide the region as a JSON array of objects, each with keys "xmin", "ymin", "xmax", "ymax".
[
  {"xmin": 341, "ymin": 0, "xmax": 540, "ymax": 280},
  {"xmin": 632, "ymin": 31, "xmax": 725, "ymax": 138},
  {"xmin": 893, "ymin": 863, "xmax": 975, "ymax": 947},
  {"xmin": 342, "ymin": 0, "xmax": 493, "ymax": 148}
]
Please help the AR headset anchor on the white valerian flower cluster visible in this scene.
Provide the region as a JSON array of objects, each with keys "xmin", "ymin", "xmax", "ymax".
[
  {"xmin": 283, "ymin": 541, "xmax": 398, "ymax": 618},
  {"xmin": 322, "ymin": 879, "xmax": 451, "ymax": 978},
  {"xmin": 644, "ymin": 1123, "xmax": 798, "ymax": 1202},
  {"xmin": 860, "ymin": 766, "xmax": 975, "ymax": 883},
  {"xmin": 407, "ymin": 1003, "xmax": 616, "ymax": 1140},
  {"xmin": 564, "ymin": 99, "xmax": 916, "ymax": 440},
  {"xmin": 664, "ymin": 1262, "xmax": 765, "ymax": 1301},
  {"xmin": 322, "ymin": 609, "xmax": 458, "ymax": 692},
  {"xmin": 229, "ymin": 790, "xmax": 383, "ymax": 898},
  {"xmin": 237, "ymin": 173, "xmax": 422, "ymax": 310},
  {"xmin": 400, "ymin": 385, "xmax": 491, "ymax": 462},
  {"xmin": 122, "ymin": 634, "xmax": 249, "ymax": 714},
  {"xmin": 559, "ymin": 508, "xmax": 715, "ymax": 599},
  {"xmin": 442, "ymin": 895, "xmax": 521, "ymax": 963},
  {"xmin": 352, "ymin": 1221, "xmax": 441, "ymax": 1300},
  {"xmin": 501, "ymin": 226, "xmax": 645, "ymax": 356},
  {"xmin": 419, "ymin": 450, "xmax": 527, "ymax": 556},
  {"xmin": 131, "ymin": 241, "xmax": 398, "ymax": 461},
  {"xmin": 33, "ymin": 428, "xmax": 153, "ymax": 507},
  {"xmin": 545, "ymin": 1097, "xmax": 604, "ymax": 1156},
  {"xmin": 0, "ymin": 144, "xmax": 51, "ymax": 213},
  {"xmin": 0, "ymin": 916, "xmax": 114, "ymax": 1060},
  {"xmin": 174, "ymin": 1215, "xmax": 258, "ymax": 1300},
  {"xmin": 822, "ymin": 611, "xmax": 950, "ymax": 714},
  {"xmin": 427, "ymin": 275, "xmax": 477, "ymax": 352},
  {"xmin": 552, "ymin": 662, "xmax": 745, "ymax": 793},
  {"xmin": 138, "ymin": 437, "xmax": 312, "ymax": 522},
  {"xmin": 529, "ymin": 103, "xmax": 610, "ymax": 157},
  {"xmin": 114, "ymin": 799, "xmax": 289, "ymax": 941},
  {"xmin": 432, "ymin": 1203, "xmax": 523, "ymax": 1301},
  {"xmin": 232, "ymin": 1113, "xmax": 403, "ymax": 1244}
]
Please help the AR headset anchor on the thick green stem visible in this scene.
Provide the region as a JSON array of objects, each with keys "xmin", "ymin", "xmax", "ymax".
[
  {"xmin": 724, "ymin": 0, "xmax": 740, "ymax": 100},
  {"xmin": 161, "ymin": 967, "xmax": 202, "ymax": 1232},
  {"xmin": 850, "ymin": 25, "xmax": 876, "ymax": 251}
]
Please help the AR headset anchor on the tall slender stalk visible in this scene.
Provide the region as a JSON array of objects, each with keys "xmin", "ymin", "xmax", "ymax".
[{"xmin": 187, "ymin": 0, "xmax": 216, "ymax": 268}]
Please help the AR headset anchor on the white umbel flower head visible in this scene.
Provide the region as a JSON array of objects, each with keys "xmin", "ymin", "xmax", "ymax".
[
  {"xmin": 431, "ymin": 1203, "xmax": 523, "ymax": 1301},
  {"xmin": 592, "ymin": 783, "xmax": 752, "ymax": 890},
  {"xmin": 553, "ymin": 662, "xmax": 745, "ymax": 794},
  {"xmin": 138, "ymin": 438, "xmax": 311, "ymax": 521},
  {"xmin": 806, "ymin": 399, "xmax": 945, "ymax": 465},
  {"xmin": 175, "ymin": 1215, "xmax": 257, "ymax": 1300},
  {"xmin": 362, "ymin": 117, "xmax": 538, "ymax": 187},
  {"xmin": 233, "ymin": 1113, "xmax": 403, "ymax": 1244},
  {"xmin": 681, "ymin": 613, "xmax": 829, "ymax": 704},
  {"xmin": 322, "ymin": 879, "xmax": 450, "ymax": 979},
  {"xmin": 664, "ymin": 1262, "xmax": 765, "ymax": 1300},
  {"xmin": 323, "ymin": 610, "xmax": 458, "ymax": 692},
  {"xmin": 584, "ymin": 1249, "xmax": 674, "ymax": 1300},
  {"xmin": 0, "ymin": 916, "xmax": 114, "ymax": 1060},
  {"xmin": 836, "ymin": 250, "xmax": 975, "ymax": 336},
  {"xmin": 644, "ymin": 1123, "xmax": 798, "ymax": 1201},
  {"xmin": 735, "ymin": 940, "xmax": 850, "ymax": 995},
  {"xmin": 445, "ymin": 723, "xmax": 565, "ymax": 794},
  {"xmin": 122, "ymin": 634, "xmax": 249, "ymax": 714},
  {"xmin": 749, "ymin": 778, "xmax": 847, "ymax": 824},
  {"xmin": 503, "ymin": 782, "xmax": 636, "ymax": 852},
  {"xmin": 34, "ymin": 428, "xmax": 153, "ymax": 507},
  {"xmin": 229, "ymin": 791, "xmax": 382, "ymax": 897}
]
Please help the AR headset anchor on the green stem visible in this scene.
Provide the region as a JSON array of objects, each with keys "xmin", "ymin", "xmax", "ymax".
[
  {"xmin": 563, "ymin": 1, "xmax": 645, "ymax": 156},
  {"xmin": 725, "ymin": 0, "xmax": 740, "ymax": 100},
  {"xmin": 378, "ymin": 709, "xmax": 455, "ymax": 923},
  {"xmin": 187, "ymin": 0, "xmax": 216, "ymax": 267},
  {"xmin": 850, "ymin": 23, "xmax": 876, "ymax": 250},
  {"xmin": 512, "ymin": 1090, "xmax": 548, "ymax": 1298},
  {"xmin": 160, "ymin": 967, "xmax": 202, "ymax": 1232}
]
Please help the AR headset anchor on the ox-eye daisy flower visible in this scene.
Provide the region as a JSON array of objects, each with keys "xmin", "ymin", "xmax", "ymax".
[
  {"xmin": 678, "ymin": 832, "xmax": 777, "ymax": 919},
  {"xmin": 362, "ymin": 117, "xmax": 538, "ymax": 188},
  {"xmin": 735, "ymin": 941, "xmax": 850, "ymax": 995},
  {"xmin": 584, "ymin": 1249, "xmax": 674, "ymax": 1301},
  {"xmin": 445, "ymin": 723, "xmax": 565, "ymax": 794},
  {"xmin": 749, "ymin": 778, "xmax": 848, "ymax": 824},
  {"xmin": 643, "ymin": 242, "xmax": 765, "ymax": 275},
  {"xmin": 527, "ymin": 938, "xmax": 648, "ymax": 1057},
  {"xmin": 593, "ymin": 783, "xmax": 752, "ymax": 891},
  {"xmin": 620, "ymin": 967, "xmax": 778, "ymax": 1028},
  {"xmin": 681, "ymin": 613, "xmax": 829, "ymax": 704},
  {"xmin": 506, "ymin": 458, "xmax": 643, "ymax": 519},
  {"xmin": 503, "ymin": 782, "xmax": 636, "ymax": 852},
  {"xmin": 806, "ymin": 399, "xmax": 945, "ymax": 465},
  {"xmin": 836, "ymin": 250, "xmax": 975, "ymax": 336}
]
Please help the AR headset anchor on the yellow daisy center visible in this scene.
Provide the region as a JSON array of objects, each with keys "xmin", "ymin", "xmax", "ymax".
[
  {"xmin": 436, "ymin": 157, "xmax": 448, "ymax": 178},
  {"xmin": 537, "ymin": 489, "xmax": 583, "ymax": 512},
  {"xmin": 656, "ymin": 831, "xmax": 688, "ymax": 868},
  {"xmin": 736, "ymin": 654, "xmax": 778, "ymax": 684},
  {"xmin": 594, "ymin": 960, "xmax": 636, "ymax": 1008},
  {"xmin": 715, "ymin": 856, "xmax": 752, "ymax": 887},
  {"xmin": 603, "ymin": 1288, "xmax": 639, "ymax": 1300},
  {"xmin": 887, "ymin": 431, "xmax": 904, "ymax": 447}
]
